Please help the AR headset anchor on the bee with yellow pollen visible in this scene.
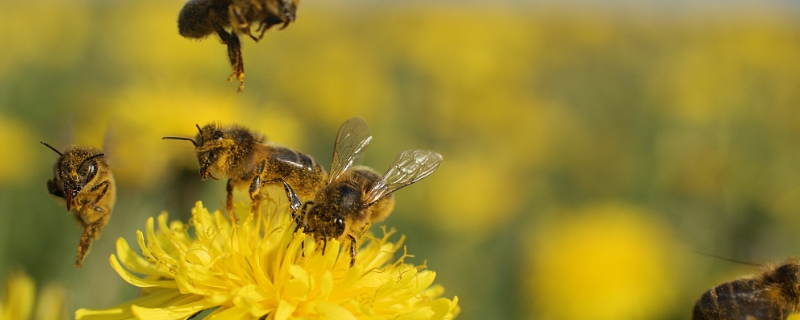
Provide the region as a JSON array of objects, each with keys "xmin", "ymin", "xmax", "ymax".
[{"xmin": 75, "ymin": 200, "xmax": 460, "ymax": 320}]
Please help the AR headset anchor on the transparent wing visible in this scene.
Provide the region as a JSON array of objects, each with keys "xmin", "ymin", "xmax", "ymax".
[
  {"xmin": 364, "ymin": 149, "xmax": 443, "ymax": 206},
  {"xmin": 328, "ymin": 117, "xmax": 372, "ymax": 183}
]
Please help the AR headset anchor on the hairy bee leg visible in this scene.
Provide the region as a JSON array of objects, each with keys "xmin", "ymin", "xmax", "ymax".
[
  {"xmin": 75, "ymin": 227, "xmax": 94, "ymax": 268},
  {"xmin": 249, "ymin": 175, "xmax": 262, "ymax": 217},
  {"xmin": 211, "ymin": 13, "xmax": 245, "ymax": 92},
  {"xmin": 75, "ymin": 214, "xmax": 108, "ymax": 268},
  {"xmin": 226, "ymin": 178, "xmax": 238, "ymax": 225},
  {"xmin": 347, "ymin": 235, "xmax": 357, "ymax": 267},
  {"xmin": 248, "ymin": 160, "xmax": 267, "ymax": 216},
  {"xmin": 256, "ymin": 21, "xmax": 269, "ymax": 39},
  {"xmin": 322, "ymin": 227, "xmax": 328, "ymax": 255},
  {"xmin": 227, "ymin": 34, "xmax": 244, "ymax": 92},
  {"xmin": 278, "ymin": 1, "xmax": 294, "ymax": 30},
  {"xmin": 281, "ymin": 181, "xmax": 302, "ymax": 213},
  {"xmin": 295, "ymin": 201, "xmax": 313, "ymax": 226},
  {"xmin": 229, "ymin": 5, "xmax": 259, "ymax": 42}
]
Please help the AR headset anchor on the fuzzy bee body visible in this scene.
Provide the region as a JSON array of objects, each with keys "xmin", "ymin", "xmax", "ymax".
[
  {"xmin": 177, "ymin": 0, "xmax": 299, "ymax": 91},
  {"xmin": 303, "ymin": 166, "xmax": 395, "ymax": 244},
  {"xmin": 693, "ymin": 262, "xmax": 800, "ymax": 320},
  {"xmin": 285, "ymin": 117, "xmax": 442, "ymax": 267},
  {"xmin": 42, "ymin": 142, "xmax": 116, "ymax": 268},
  {"xmin": 163, "ymin": 123, "xmax": 326, "ymax": 222}
]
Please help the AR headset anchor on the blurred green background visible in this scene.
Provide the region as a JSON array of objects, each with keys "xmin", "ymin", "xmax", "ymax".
[{"xmin": 2, "ymin": 0, "xmax": 800, "ymax": 319}]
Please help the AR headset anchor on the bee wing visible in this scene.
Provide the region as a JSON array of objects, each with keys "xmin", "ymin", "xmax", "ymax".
[
  {"xmin": 364, "ymin": 149, "xmax": 442, "ymax": 206},
  {"xmin": 328, "ymin": 117, "xmax": 372, "ymax": 183}
]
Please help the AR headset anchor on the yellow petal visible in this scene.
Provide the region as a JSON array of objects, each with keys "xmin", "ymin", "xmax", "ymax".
[
  {"xmin": 115, "ymin": 238, "xmax": 172, "ymax": 278},
  {"xmin": 131, "ymin": 294, "xmax": 211, "ymax": 320},
  {"xmin": 274, "ymin": 300, "xmax": 296, "ymax": 320},
  {"xmin": 77, "ymin": 289, "xmax": 187, "ymax": 320},
  {"xmin": 231, "ymin": 284, "xmax": 274, "ymax": 316},
  {"xmin": 204, "ymin": 306, "xmax": 250, "ymax": 320},
  {"xmin": 316, "ymin": 302, "xmax": 356, "ymax": 320},
  {"xmin": 110, "ymin": 255, "xmax": 178, "ymax": 288}
]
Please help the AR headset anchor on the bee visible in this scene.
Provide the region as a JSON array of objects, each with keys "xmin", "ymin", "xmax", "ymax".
[
  {"xmin": 693, "ymin": 260, "xmax": 800, "ymax": 320},
  {"xmin": 283, "ymin": 117, "xmax": 443, "ymax": 267},
  {"xmin": 177, "ymin": 0, "xmax": 299, "ymax": 92},
  {"xmin": 40, "ymin": 141, "xmax": 116, "ymax": 268},
  {"xmin": 162, "ymin": 123, "xmax": 327, "ymax": 223}
]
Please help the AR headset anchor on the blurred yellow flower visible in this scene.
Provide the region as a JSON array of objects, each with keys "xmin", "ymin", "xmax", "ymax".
[
  {"xmin": 526, "ymin": 203, "xmax": 680, "ymax": 320},
  {"xmin": 76, "ymin": 201, "xmax": 459, "ymax": 320},
  {"xmin": 0, "ymin": 270, "xmax": 66, "ymax": 320}
]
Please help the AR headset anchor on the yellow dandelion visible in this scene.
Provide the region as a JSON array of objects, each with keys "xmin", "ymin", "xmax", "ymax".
[{"xmin": 76, "ymin": 201, "xmax": 459, "ymax": 320}]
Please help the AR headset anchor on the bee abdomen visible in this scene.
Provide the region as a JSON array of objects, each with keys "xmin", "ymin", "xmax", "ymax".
[
  {"xmin": 693, "ymin": 279, "xmax": 790, "ymax": 320},
  {"xmin": 267, "ymin": 146, "xmax": 326, "ymax": 196},
  {"xmin": 178, "ymin": 0, "xmax": 225, "ymax": 38}
]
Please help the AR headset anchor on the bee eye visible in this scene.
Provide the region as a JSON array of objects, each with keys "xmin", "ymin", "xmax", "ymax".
[
  {"xmin": 83, "ymin": 163, "xmax": 97, "ymax": 180},
  {"xmin": 213, "ymin": 131, "xmax": 224, "ymax": 140},
  {"xmin": 334, "ymin": 216, "xmax": 344, "ymax": 227}
]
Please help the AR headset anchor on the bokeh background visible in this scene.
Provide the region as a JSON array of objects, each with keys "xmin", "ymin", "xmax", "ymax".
[{"xmin": 2, "ymin": 0, "xmax": 800, "ymax": 319}]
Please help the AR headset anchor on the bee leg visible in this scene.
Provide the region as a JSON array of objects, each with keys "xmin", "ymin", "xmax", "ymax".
[
  {"xmin": 226, "ymin": 178, "xmax": 238, "ymax": 225},
  {"xmin": 248, "ymin": 160, "xmax": 268, "ymax": 216},
  {"xmin": 256, "ymin": 21, "xmax": 269, "ymax": 40},
  {"xmin": 347, "ymin": 235, "xmax": 357, "ymax": 267},
  {"xmin": 279, "ymin": 180, "xmax": 302, "ymax": 214},
  {"xmin": 211, "ymin": 14, "xmax": 245, "ymax": 92},
  {"xmin": 249, "ymin": 177, "xmax": 263, "ymax": 217},
  {"xmin": 277, "ymin": 0, "xmax": 295, "ymax": 30},
  {"xmin": 47, "ymin": 179, "xmax": 65, "ymax": 199},
  {"xmin": 294, "ymin": 201, "xmax": 313, "ymax": 227},
  {"xmin": 75, "ymin": 214, "xmax": 109, "ymax": 268},
  {"xmin": 75, "ymin": 226, "xmax": 94, "ymax": 268},
  {"xmin": 229, "ymin": 5, "xmax": 259, "ymax": 42},
  {"xmin": 322, "ymin": 227, "xmax": 328, "ymax": 255},
  {"xmin": 254, "ymin": 174, "xmax": 302, "ymax": 216}
]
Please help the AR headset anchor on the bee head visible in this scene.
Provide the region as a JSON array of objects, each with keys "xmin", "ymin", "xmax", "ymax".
[
  {"xmin": 304, "ymin": 205, "xmax": 346, "ymax": 240},
  {"xmin": 330, "ymin": 216, "xmax": 346, "ymax": 239},
  {"xmin": 195, "ymin": 124, "xmax": 230, "ymax": 180},
  {"xmin": 770, "ymin": 263, "xmax": 800, "ymax": 292},
  {"xmin": 42, "ymin": 142, "xmax": 105, "ymax": 212},
  {"xmin": 163, "ymin": 124, "xmax": 230, "ymax": 180}
]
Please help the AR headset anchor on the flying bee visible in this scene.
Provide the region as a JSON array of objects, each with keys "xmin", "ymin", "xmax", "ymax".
[
  {"xmin": 41, "ymin": 141, "xmax": 116, "ymax": 268},
  {"xmin": 283, "ymin": 117, "xmax": 443, "ymax": 267},
  {"xmin": 177, "ymin": 0, "xmax": 299, "ymax": 92},
  {"xmin": 693, "ymin": 260, "xmax": 800, "ymax": 320},
  {"xmin": 162, "ymin": 123, "xmax": 327, "ymax": 223}
]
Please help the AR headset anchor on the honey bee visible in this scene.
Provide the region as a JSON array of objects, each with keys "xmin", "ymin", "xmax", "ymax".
[
  {"xmin": 40, "ymin": 141, "xmax": 116, "ymax": 268},
  {"xmin": 693, "ymin": 260, "xmax": 800, "ymax": 320},
  {"xmin": 177, "ymin": 0, "xmax": 299, "ymax": 92},
  {"xmin": 162, "ymin": 123, "xmax": 327, "ymax": 222},
  {"xmin": 283, "ymin": 117, "xmax": 443, "ymax": 267}
]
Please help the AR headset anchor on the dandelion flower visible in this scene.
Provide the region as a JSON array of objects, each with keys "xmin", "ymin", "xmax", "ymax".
[{"xmin": 76, "ymin": 200, "xmax": 459, "ymax": 320}]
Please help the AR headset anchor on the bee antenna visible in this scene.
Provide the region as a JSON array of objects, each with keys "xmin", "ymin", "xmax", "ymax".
[
  {"xmin": 693, "ymin": 251, "xmax": 762, "ymax": 267},
  {"xmin": 40, "ymin": 141, "xmax": 64, "ymax": 156},
  {"xmin": 196, "ymin": 124, "xmax": 202, "ymax": 134},
  {"xmin": 162, "ymin": 136, "xmax": 198, "ymax": 147}
]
